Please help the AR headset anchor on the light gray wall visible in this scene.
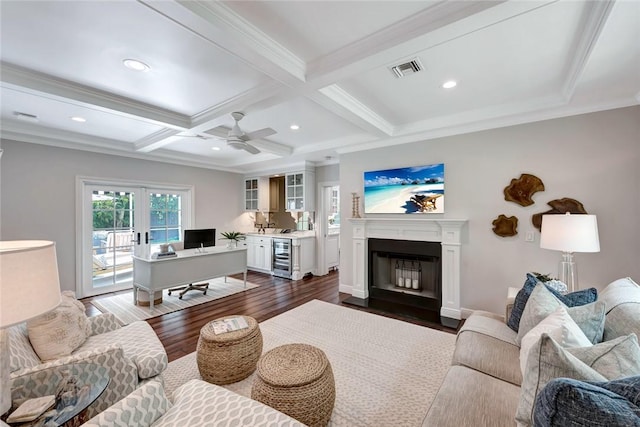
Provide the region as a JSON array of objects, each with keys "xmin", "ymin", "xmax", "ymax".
[
  {"xmin": 315, "ymin": 163, "xmax": 339, "ymax": 183},
  {"xmin": 339, "ymin": 106, "xmax": 640, "ymax": 315},
  {"xmin": 0, "ymin": 140, "xmax": 245, "ymax": 291}
]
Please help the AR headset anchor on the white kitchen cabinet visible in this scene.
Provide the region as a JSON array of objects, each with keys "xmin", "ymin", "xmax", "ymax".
[
  {"xmin": 285, "ymin": 170, "xmax": 315, "ymax": 212},
  {"xmin": 245, "ymin": 235, "xmax": 272, "ymax": 272},
  {"xmin": 244, "ymin": 177, "xmax": 269, "ymax": 211},
  {"xmin": 291, "ymin": 235, "xmax": 316, "ymax": 280}
]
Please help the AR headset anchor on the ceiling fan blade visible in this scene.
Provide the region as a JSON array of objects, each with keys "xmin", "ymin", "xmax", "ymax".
[
  {"xmin": 243, "ymin": 143, "xmax": 261, "ymax": 154},
  {"xmin": 243, "ymin": 128, "xmax": 276, "ymax": 141}
]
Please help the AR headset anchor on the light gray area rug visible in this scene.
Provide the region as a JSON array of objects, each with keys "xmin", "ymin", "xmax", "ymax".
[
  {"xmin": 163, "ymin": 299, "xmax": 456, "ymax": 427},
  {"xmin": 92, "ymin": 277, "xmax": 258, "ymax": 325}
]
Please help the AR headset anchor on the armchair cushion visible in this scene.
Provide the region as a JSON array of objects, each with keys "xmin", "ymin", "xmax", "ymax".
[
  {"xmin": 26, "ymin": 291, "xmax": 92, "ymax": 361},
  {"xmin": 79, "ymin": 321, "xmax": 167, "ymax": 379},
  {"xmin": 153, "ymin": 379, "xmax": 305, "ymax": 427},
  {"xmin": 7, "ymin": 323, "xmax": 40, "ymax": 372},
  {"xmin": 88, "ymin": 313, "xmax": 122, "ymax": 335},
  {"xmin": 81, "ymin": 380, "xmax": 170, "ymax": 427}
]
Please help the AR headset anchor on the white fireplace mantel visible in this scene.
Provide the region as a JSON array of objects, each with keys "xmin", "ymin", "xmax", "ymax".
[{"xmin": 349, "ymin": 217, "xmax": 467, "ymax": 324}]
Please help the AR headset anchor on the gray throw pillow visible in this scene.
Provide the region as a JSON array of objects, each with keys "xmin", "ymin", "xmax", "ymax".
[
  {"xmin": 516, "ymin": 333, "xmax": 640, "ymax": 426},
  {"xmin": 517, "ymin": 284, "xmax": 605, "ymax": 345}
]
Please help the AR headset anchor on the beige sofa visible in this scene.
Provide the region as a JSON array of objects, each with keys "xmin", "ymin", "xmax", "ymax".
[{"xmin": 423, "ymin": 277, "xmax": 640, "ymax": 427}]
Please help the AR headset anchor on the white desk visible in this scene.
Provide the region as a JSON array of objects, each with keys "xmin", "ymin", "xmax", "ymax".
[{"xmin": 133, "ymin": 246, "xmax": 247, "ymax": 309}]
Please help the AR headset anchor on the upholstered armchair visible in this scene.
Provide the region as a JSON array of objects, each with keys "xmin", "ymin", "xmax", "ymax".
[{"xmin": 7, "ymin": 298, "xmax": 168, "ymax": 419}]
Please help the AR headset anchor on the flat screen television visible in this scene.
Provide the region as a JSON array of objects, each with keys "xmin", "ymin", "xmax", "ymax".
[
  {"xmin": 363, "ymin": 163, "xmax": 445, "ymax": 214},
  {"xmin": 183, "ymin": 228, "xmax": 216, "ymax": 249}
]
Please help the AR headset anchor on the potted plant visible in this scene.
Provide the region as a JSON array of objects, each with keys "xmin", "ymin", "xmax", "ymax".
[{"xmin": 220, "ymin": 231, "xmax": 245, "ymax": 249}]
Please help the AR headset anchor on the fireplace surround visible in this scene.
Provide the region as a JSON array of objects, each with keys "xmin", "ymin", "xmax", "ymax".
[{"xmin": 348, "ymin": 218, "xmax": 467, "ymax": 327}]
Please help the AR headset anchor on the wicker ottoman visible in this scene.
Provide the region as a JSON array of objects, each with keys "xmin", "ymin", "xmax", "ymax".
[
  {"xmin": 197, "ymin": 316, "xmax": 263, "ymax": 385},
  {"xmin": 251, "ymin": 343, "xmax": 335, "ymax": 427}
]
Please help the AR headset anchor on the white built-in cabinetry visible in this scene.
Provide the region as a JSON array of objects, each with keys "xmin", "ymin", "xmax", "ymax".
[
  {"xmin": 285, "ymin": 169, "xmax": 315, "ymax": 212},
  {"xmin": 244, "ymin": 235, "xmax": 272, "ymax": 272},
  {"xmin": 244, "ymin": 177, "xmax": 269, "ymax": 211}
]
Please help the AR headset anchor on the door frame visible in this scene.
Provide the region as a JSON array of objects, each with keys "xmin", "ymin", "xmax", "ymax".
[
  {"xmin": 315, "ymin": 180, "xmax": 339, "ymax": 276},
  {"xmin": 75, "ymin": 176, "xmax": 195, "ymax": 297}
]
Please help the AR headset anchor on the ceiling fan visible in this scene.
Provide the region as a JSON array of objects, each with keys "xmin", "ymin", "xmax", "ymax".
[{"xmin": 207, "ymin": 112, "xmax": 277, "ymax": 154}]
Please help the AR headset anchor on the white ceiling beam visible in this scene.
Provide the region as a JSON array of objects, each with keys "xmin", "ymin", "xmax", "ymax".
[
  {"xmin": 1, "ymin": 62, "xmax": 190, "ymax": 130},
  {"xmin": 135, "ymin": 129, "xmax": 183, "ymax": 152},
  {"xmin": 316, "ymin": 85, "xmax": 394, "ymax": 136},
  {"xmin": 139, "ymin": 0, "xmax": 306, "ymax": 86},
  {"xmin": 562, "ymin": 0, "xmax": 616, "ymax": 101}
]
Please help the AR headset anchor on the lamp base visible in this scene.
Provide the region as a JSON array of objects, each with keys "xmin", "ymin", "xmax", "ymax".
[{"xmin": 559, "ymin": 251, "xmax": 578, "ymax": 293}]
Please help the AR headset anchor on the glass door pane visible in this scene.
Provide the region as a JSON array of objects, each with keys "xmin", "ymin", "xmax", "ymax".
[
  {"xmin": 148, "ymin": 191, "xmax": 185, "ymax": 254},
  {"xmin": 87, "ymin": 186, "xmax": 141, "ymax": 295}
]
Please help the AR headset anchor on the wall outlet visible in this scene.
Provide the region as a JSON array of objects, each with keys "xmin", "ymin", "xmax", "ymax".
[{"xmin": 525, "ymin": 231, "xmax": 535, "ymax": 242}]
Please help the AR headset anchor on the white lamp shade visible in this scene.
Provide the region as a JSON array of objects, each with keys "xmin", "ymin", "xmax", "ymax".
[
  {"xmin": 540, "ymin": 214, "xmax": 600, "ymax": 253},
  {"xmin": 0, "ymin": 240, "xmax": 61, "ymax": 328}
]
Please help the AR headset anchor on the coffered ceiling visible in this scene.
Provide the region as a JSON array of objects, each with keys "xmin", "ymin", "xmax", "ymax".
[{"xmin": 1, "ymin": 1, "xmax": 638, "ymax": 173}]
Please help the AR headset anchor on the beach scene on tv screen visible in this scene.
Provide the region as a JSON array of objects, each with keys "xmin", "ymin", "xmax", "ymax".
[{"xmin": 364, "ymin": 163, "xmax": 445, "ymax": 214}]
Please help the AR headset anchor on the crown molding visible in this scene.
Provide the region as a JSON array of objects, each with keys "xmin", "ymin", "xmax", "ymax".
[
  {"xmin": 561, "ymin": 0, "xmax": 616, "ymax": 101},
  {"xmin": 0, "ymin": 62, "xmax": 190, "ymax": 129}
]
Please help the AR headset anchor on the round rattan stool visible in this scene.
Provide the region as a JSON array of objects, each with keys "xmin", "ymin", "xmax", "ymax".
[
  {"xmin": 197, "ymin": 316, "xmax": 263, "ymax": 385},
  {"xmin": 251, "ymin": 343, "xmax": 335, "ymax": 427}
]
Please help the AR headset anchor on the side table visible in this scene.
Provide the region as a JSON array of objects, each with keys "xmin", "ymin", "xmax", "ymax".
[{"xmin": 3, "ymin": 363, "xmax": 109, "ymax": 427}]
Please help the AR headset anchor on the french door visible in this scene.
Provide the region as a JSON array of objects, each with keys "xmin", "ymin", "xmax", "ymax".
[{"xmin": 78, "ymin": 178, "xmax": 192, "ymax": 297}]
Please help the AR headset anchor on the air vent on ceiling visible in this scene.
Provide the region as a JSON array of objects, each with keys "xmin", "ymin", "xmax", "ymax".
[{"xmin": 390, "ymin": 58, "xmax": 423, "ymax": 78}]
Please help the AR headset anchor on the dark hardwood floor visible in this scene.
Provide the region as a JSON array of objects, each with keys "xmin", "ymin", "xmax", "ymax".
[{"xmin": 82, "ymin": 270, "xmax": 457, "ymax": 362}]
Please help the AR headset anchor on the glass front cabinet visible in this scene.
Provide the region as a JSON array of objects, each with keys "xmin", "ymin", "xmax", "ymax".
[
  {"xmin": 285, "ymin": 170, "xmax": 315, "ymax": 212},
  {"xmin": 244, "ymin": 177, "xmax": 269, "ymax": 211}
]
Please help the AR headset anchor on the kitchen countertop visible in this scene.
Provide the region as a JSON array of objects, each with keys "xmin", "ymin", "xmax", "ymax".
[{"xmin": 245, "ymin": 231, "xmax": 316, "ymax": 239}]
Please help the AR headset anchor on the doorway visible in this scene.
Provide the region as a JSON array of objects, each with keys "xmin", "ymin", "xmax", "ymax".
[
  {"xmin": 77, "ymin": 177, "xmax": 193, "ymax": 297},
  {"xmin": 316, "ymin": 181, "xmax": 340, "ymax": 275}
]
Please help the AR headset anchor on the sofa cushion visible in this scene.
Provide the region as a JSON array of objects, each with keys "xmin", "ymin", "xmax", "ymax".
[
  {"xmin": 599, "ymin": 277, "xmax": 640, "ymax": 341},
  {"xmin": 533, "ymin": 377, "xmax": 640, "ymax": 427},
  {"xmin": 154, "ymin": 379, "xmax": 305, "ymax": 427},
  {"xmin": 516, "ymin": 333, "xmax": 640, "ymax": 426},
  {"xmin": 519, "ymin": 305, "xmax": 592, "ymax": 376},
  {"xmin": 453, "ymin": 312, "xmax": 522, "ymax": 386},
  {"xmin": 516, "ymin": 284, "xmax": 605, "ymax": 345},
  {"xmin": 81, "ymin": 380, "xmax": 170, "ymax": 427},
  {"xmin": 79, "ymin": 321, "xmax": 167, "ymax": 379},
  {"xmin": 422, "ymin": 365, "xmax": 521, "ymax": 427},
  {"xmin": 27, "ymin": 291, "xmax": 93, "ymax": 361},
  {"xmin": 507, "ymin": 273, "xmax": 598, "ymax": 333}
]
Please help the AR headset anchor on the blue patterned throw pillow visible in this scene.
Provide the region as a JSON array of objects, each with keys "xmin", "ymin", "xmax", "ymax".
[
  {"xmin": 507, "ymin": 273, "xmax": 599, "ymax": 332},
  {"xmin": 507, "ymin": 273, "xmax": 539, "ymax": 332},
  {"xmin": 533, "ymin": 376, "xmax": 640, "ymax": 427}
]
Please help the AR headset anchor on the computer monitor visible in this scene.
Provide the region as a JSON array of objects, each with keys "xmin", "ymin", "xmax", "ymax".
[{"xmin": 183, "ymin": 228, "xmax": 216, "ymax": 249}]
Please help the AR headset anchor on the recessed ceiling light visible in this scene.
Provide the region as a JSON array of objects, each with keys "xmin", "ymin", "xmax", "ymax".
[
  {"xmin": 290, "ymin": 124, "xmax": 300, "ymax": 130},
  {"xmin": 211, "ymin": 147, "xmax": 221, "ymax": 151},
  {"xmin": 442, "ymin": 80, "xmax": 457, "ymax": 89},
  {"xmin": 70, "ymin": 116, "xmax": 86, "ymax": 122},
  {"xmin": 123, "ymin": 59, "xmax": 150, "ymax": 72}
]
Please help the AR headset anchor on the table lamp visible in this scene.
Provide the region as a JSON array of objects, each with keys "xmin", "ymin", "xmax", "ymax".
[
  {"xmin": 0, "ymin": 241, "xmax": 61, "ymax": 419},
  {"xmin": 539, "ymin": 213, "xmax": 600, "ymax": 292}
]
